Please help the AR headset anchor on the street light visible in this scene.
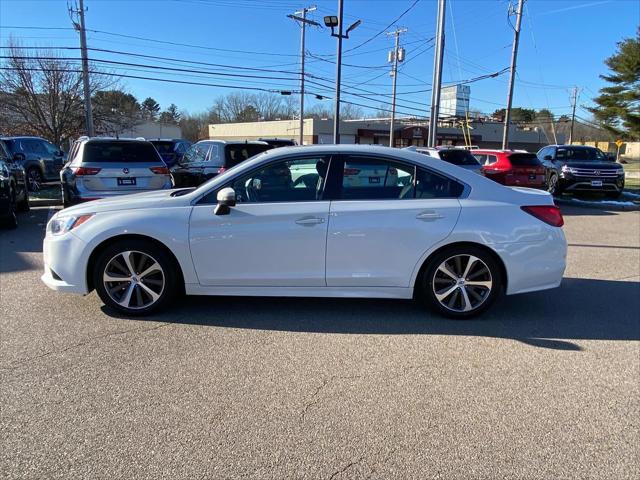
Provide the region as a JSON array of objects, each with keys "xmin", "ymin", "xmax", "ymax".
[{"xmin": 324, "ymin": 0, "xmax": 361, "ymax": 144}]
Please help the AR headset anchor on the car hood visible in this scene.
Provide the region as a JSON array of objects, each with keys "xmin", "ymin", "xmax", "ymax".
[
  {"xmin": 61, "ymin": 189, "xmax": 178, "ymax": 215},
  {"xmin": 564, "ymin": 161, "xmax": 621, "ymax": 169}
]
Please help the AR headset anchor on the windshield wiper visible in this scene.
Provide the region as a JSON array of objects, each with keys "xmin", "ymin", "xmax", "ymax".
[{"xmin": 170, "ymin": 188, "xmax": 195, "ymax": 197}]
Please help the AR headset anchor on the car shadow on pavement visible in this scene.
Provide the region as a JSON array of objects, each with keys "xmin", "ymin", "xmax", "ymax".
[{"xmin": 104, "ymin": 277, "xmax": 640, "ymax": 351}]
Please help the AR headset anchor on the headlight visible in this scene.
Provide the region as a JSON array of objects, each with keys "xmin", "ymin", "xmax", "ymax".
[
  {"xmin": 617, "ymin": 169, "xmax": 625, "ymax": 177},
  {"xmin": 47, "ymin": 213, "xmax": 94, "ymax": 236},
  {"xmin": 561, "ymin": 165, "xmax": 573, "ymax": 174}
]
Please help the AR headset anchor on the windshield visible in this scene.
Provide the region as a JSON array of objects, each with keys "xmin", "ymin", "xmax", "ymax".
[
  {"xmin": 225, "ymin": 144, "xmax": 272, "ymax": 168},
  {"xmin": 438, "ymin": 149, "xmax": 481, "ymax": 166},
  {"xmin": 558, "ymin": 147, "xmax": 607, "ymax": 162},
  {"xmin": 150, "ymin": 141, "xmax": 176, "ymax": 154},
  {"xmin": 83, "ymin": 141, "xmax": 162, "ymax": 163},
  {"xmin": 509, "ymin": 153, "xmax": 541, "ymax": 166}
]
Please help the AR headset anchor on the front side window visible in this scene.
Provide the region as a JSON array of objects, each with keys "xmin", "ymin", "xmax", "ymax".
[
  {"xmin": 43, "ymin": 141, "xmax": 60, "ymax": 155},
  {"xmin": 339, "ymin": 157, "xmax": 415, "ymax": 200},
  {"xmin": 182, "ymin": 144, "xmax": 210, "ymax": 165},
  {"xmin": 225, "ymin": 156, "xmax": 328, "ymax": 203}
]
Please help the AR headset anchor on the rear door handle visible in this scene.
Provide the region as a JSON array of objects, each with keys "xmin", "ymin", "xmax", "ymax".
[
  {"xmin": 416, "ymin": 211, "xmax": 443, "ymax": 221},
  {"xmin": 295, "ymin": 216, "xmax": 325, "ymax": 226}
]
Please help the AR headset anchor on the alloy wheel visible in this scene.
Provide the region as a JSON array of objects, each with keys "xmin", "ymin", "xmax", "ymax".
[
  {"xmin": 547, "ymin": 174, "xmax": 558, "ymax": 195},
  {"xmin": 432, "ymin": 254, "xmax": 493, "ymax": 313},
  {"xmin": 102, "ymin": 250, "xmax": 165, "ymax": 310},
  {"xmin": 27, "ymin": 168, "xmax": 42, "ymax": 192}
]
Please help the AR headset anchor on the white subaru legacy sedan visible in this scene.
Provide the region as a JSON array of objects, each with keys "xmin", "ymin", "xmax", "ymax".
[{"xmin": 42, "ymin": 145, "xmax": 567, "ymax": 319}]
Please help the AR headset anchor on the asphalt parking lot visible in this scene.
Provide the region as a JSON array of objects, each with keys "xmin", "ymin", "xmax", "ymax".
[{"xmin": 1, "ymin": 206, "xmax": 638, "ymax": 479}]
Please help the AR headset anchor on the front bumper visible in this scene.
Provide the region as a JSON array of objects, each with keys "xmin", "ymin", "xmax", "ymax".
[
  {"xmin": 559, "ymin": 174, "xmax": 624, "ymax": 192},
  {"xmin": 42, "ymin": 231, "xmax": 90, "ymax": 294}
]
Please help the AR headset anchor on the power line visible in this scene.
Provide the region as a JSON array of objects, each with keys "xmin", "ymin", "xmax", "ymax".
[{"xmin": 344, "ymin": 0, "xmax": 421, "ymax": 53}]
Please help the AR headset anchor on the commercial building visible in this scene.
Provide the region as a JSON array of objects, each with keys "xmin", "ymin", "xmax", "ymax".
[{"xmin": 208, "ymin": 118, "xmax": 559, "ymax": 152}]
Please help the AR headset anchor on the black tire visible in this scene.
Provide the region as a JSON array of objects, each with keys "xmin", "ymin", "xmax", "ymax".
[
  {"xmin": 605, "ymin": 191, "xmax": 622, "ymax": 199},
  {"xmin": 93, "ymin": 239, "xmax": 180, "ymax": 316},
  {"xmin": 1, "ymin": 188, "xmax": 18, "ymax": 229},
  {"xmin": 416, "ymin": 245, "xmax": 503, "ymax": 319},
  {"xmin": 26, "ymin": 167, "xmax": 43, "ymax": 192},
  {"xmin": 16, "ymin": 191, "xmax": 30, "ymax": 212}
]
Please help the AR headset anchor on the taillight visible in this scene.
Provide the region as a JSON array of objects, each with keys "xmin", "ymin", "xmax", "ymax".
[
  {"xmin": 344, "ymin": 168, "xmax": 361, "ymax": 176},
  {"xmin": 73, "ymin": 167, "xmax": 101, "ymax": 176},
  {"xmin": 150, "ymin": 166, "xmax": 169, "ymax": 174},
  {"xmin": 521, "ymin": 205, "xmax": 564, "ymax": 227}
]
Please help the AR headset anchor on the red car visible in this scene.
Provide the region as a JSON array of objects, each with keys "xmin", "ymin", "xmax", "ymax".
[{"xmin": 472, "ymin": 149, "xmax": 547, "ymax": 189}]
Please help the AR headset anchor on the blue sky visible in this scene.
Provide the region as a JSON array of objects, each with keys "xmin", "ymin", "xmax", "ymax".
[{"xmin": 1, "ymin": 0, "xmax": 638, "ymax": 121}]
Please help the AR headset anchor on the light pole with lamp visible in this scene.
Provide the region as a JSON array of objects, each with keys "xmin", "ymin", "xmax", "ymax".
[{"xmin": 324, "ymin": 1, "xmax": 361, "ymax": 144}]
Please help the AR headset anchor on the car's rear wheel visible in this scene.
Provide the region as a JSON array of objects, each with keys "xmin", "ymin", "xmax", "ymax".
[
  {"xmin": 2, "ymin": 188, "xmax": 18, "ymax": 229},
  {"xmin": 93, "ymin": 240, "xmax": 179, "ymax": 315},
  {"xmin": 418, "ymin": 246, "xmax": 503, "ymax": 319},
  {"xmin": 26, "ymin": 167, "xmax": 43, "ymax": 192}
]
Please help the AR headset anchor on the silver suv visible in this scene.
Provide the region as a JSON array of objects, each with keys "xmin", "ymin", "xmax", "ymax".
[{"xmin": 60, "ymin": 137, "xmax": 172, "ymax": 207}]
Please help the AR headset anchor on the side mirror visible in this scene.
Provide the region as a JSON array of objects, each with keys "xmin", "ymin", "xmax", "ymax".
[
  {"xmin": 214, "ymin": 187, "xmax": 236, "ymax": 215},
  {"xmin": 13, "ymin": 153, "xmax": 25, "ymax": 162}
]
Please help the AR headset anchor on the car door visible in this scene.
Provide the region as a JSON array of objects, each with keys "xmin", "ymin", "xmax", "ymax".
[
  {"xmin": 325, "ymin": 155, "xmax": 463, "ymax": 287},
  {"xmin": 189, "ymin": 154, "xmax": 332, "ymax": 286}
]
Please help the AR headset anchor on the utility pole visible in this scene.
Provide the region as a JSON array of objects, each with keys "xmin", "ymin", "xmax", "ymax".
[
  {"xmin": 323, "ymin": 2, "xmax": 361, "ymax": 144},
  {"xmin": 287, "ymin": 6, "xmax": 319, "ymax": 146},
  {"xmin": 501, "ymin": 0, "xmax": 524, "ymax": 149},
  {"xmin": 333, "ymin": 0, "xmax": 345, "ymax": 144},
  {"xmin": 568, "ymin": 86, "xmax": 579, "ymax": 144},
  {"xmin": 428, "ymin": 0, "xmax": 446, "ymax": 148},
  {"xmin": 69, "ymin": 0, "xmax": 94, "ymax": 137},
  {"xmin": 387, "ymin": 28, "xmax": 407, "ymax": 148}
]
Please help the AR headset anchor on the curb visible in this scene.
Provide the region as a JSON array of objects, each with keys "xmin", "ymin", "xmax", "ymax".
[{"xmin": 555, "ymin": 196, "xmax": 640, "ymax": 212}]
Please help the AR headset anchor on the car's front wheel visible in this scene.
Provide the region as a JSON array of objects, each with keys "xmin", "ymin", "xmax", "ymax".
[
  {"xmin": 26, "ymin": 167, "xmax": 43, "ymax": 192},
  {"xmin": 418, "ymin": 246, "xmax": 503, "ymax": 319},
  {"xmin": 93, "ymin": 240, "xmax": 179, "ymax": 315},
  {"xmin": 547, "ymin": 173, "xmax": 561, "ymax": 196}
]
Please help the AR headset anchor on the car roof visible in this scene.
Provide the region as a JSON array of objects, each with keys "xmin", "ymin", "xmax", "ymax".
[
  {"xmin": 546, "ymin": 144, "xmax": 598, "ymax": 149},
  {"xmin": 197, "ymin": 140, "xmax": 269, "ymax": 146},
  {"xmin": 83, "ymin": 137, "xmax": 153, "ymax": 143},
  {"xmin": 0, "ymin": 136, "xmax": 46, "ymax": 141}
]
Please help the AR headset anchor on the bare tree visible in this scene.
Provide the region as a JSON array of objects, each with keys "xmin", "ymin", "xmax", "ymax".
[{"xmin": 0, "ymin": 42, "xmax": 111, "ymax": 145}]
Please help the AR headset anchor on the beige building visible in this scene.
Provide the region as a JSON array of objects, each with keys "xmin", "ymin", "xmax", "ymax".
[{"xmin": 208, "ymin": 118, "xmax": 558, "ymax": 151}]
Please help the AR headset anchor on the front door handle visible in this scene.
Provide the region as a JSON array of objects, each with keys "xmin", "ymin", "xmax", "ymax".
[
  {"xmin": 295, "ymin": 216, "xmax": 325, "ymax": 226},
  {"xmin": 416, "ymin": 211, "xmax": 443, "ymax": 221}
]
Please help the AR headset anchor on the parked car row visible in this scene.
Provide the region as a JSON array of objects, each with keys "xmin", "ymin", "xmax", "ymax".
[
  {"xmin": 0, "ymin": 140, "xmax": 30, "ymax": 228},
  {"xmin": 0, "ymin": 136, "xmax": 66, "ymax": 191}
]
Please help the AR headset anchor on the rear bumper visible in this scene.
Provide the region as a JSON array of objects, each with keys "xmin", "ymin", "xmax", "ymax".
[
  {"xmin": 498, "ymin": 227, "xmax": 567, "ymax": 296},
  {"xmin": 66, "ymin": 185, "xmax": 172, "ymax": 205}
]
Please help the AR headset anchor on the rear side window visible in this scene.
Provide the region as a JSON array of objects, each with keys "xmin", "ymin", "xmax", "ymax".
[
  {"xmin": 416, "ymin": 167, "xmax": 464, "ymax": 199},
  {"xmin": 438, "ymin": 150, "xmax": 480, "ymax": 166},
  {"xmin": 182, "ymin": 144, "xmax": 210, "ymax": 165},
  {"xmin": 224, "ymin": 144, "xmax": 272, "ymax": 168},
  {"xmin": 340, "ymin": 157, "xmax": 415, "ymax": 200},
  {"xmin": 82, "ymin": 141, "xmax": 161, "ymax": 163},
  {"xmin": 509, "ymin": 153, "xmax": 541, "ymax": 166}
]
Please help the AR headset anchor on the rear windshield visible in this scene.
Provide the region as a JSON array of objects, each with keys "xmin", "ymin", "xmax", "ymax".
[
  {"xmin": 83, "ymin": 141, "xmax": 161, "ymax": 163},
  {"xmin": 224, "ymin": 144, "xmax": 272, "ymax": 168},
  {"xmin": 438, "ymin": 149, "xmax": 480, "ymax": 166},
  {"xmin": 150, "ymin": 141, "xmax": 176, "ymax": 154},
  {"xmin": 509, "ymin": 153, "xmax": 541, "ymax": 166}
]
